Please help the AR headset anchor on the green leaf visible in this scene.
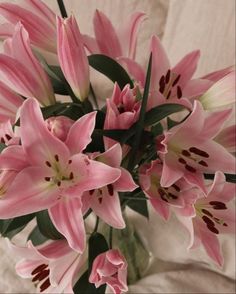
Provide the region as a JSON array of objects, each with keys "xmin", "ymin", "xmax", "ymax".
[
  {"xmin": 144, "ymin": 104, "xmax": 184, "ymax": 127},
  {"xmin": 0, "ymin": 213, "xmax": 35, "ymax": 239},
  {"xmin": 128, "ymin": 53, "xmax": 152, "ymax": 171},
  {"xmin": 36, "ymin": 210, "xmax": 64, "ymax": 240},
  {"xmin": 88, "ymin": 233, "xmax": 109, "ymax": 271},
  {"xmin": 151, "ymin": 123, "xmax": 163, "ymax": 136},
  {"xmin": 204, "ymin": 173, "xmax": 236, "ymax": 184},
  {"xmin": 42, "ymin": 103, "xmax": 70, "ymax": 119},
  {"xmin": 126, "ymin": 190, "xmax": 149, "ymax": 219},
  {"xmin": 88, "ymin": 54, "xmax": 134, "ymax": 89},
  {"xmin": 28, "ymin": 226, "xmax": 48, "ymax": 246},
  {"xmin": 73, "ymin": 270, "xmax": 106, "ymax": 294}
]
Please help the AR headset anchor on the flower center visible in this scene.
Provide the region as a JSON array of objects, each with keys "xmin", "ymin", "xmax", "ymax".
[
  {"xmin": 159, "ymin": 70, "xmax": 182, "ymax": 99},
  {"xmin": 44, "ymin": 155, "xmax": 74, "ymax": 188},
  {"xmin": 195, "ymin": 202, "xmax": 228, "ymax": 234}
]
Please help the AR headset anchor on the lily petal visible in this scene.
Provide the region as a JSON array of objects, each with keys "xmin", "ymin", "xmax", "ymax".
[
  {"xmin": 93, "ymin": 10, "xmax": 122, "ymax": 58},
  {"xmin": 65, "ymin": 112, "xmax": 96, "ymax": 155},
  {"xmin": 0, "ymin": 166, "xmax": 59, "ymax": 219},
  {"xmin": 49, "ymin": 197, "xmax": 85, "ymax": 253}
]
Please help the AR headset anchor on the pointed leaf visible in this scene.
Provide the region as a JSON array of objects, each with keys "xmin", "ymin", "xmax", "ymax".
[
  {"xmin": 28, "ymin": 226, "xmax": 48, "ymax": 246},
  {"xmin": 88, "ymin": 54, "xmax": 134, "ymax": 89}
]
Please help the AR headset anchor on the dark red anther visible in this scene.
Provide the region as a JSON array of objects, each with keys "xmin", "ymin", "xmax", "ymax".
[
  {"xmin": 1, "ymin": 137, "xmax": 5, "ymax": 144},
  {"xmin": 207, "ymin": 225, "xmax": 219, "ymax": 234},
  {"xmin": 159, "ymin": 75, "xmax": 166, "ymax": 93},
  {"xmin": 45, "ymin": 161, "xmax": 51, "ymax": 167},
  {"xmin": 40, "ymin": 278, "xmax": 51, "ymax": 292},
  {"xmin": 31, "ymin": 264, "xmax": 47, "ymax": 276},
  {"xmin": 98, "ymin": 197, "xmax": 102, "ymax": 204},
  {"xmin": 172, "ymin": 184, "xmax": 181, "ymax": 192},
  {"xmin": 54, "ymin": 154, "xmax": 59, "ymax": 162},
  {"xmin": 181, "ymin": 150, "xmax": 191, "ymax": 157},
  {"xmin": 5, "ymin": 134, "xmax": 12, "ymax": 140},
  {"xmin": 32, "ymin": 270, "xmax": 49, "ymax": 282},
  {"xmin": 177, "ymin": 86, "xmax": 182, "ymax": 99},
  {"xmin": 166, "ymin": 90, "xmax": 172, "ymax": 99},
  {"xmin": 209, "ymin": 201, "xmax": 227, "ymax": 210},
  {"xmin": 202, "ymin": 215, "xmax": 215, "ymax": 227},
  {"xmin": 189, "ymin": 147, "xmax": 209, "ymax": 158},
  {"xmin": 44, "ymin": 177, "xmax": 51, "ymax": 182},
  {"xmin": 57, "ymin": 181, "xmax": 61, "ymax": 187},
  {"xmin": 202, "ymin": 209, "xmax": 213, "ymax": 217},
  {"xmin": 107, "ymin": 184, "xmax": 114, "ymax": 196},
  {"xmin": 68, "ymin": 159, "xmax": 72, "ymax": 164},
  {"xmin": 168, "ymin": 193, "xmax": 178, "ymax": 200},
  {"xmin": 172, "ymin": 74, "xmax": 181, "ymax": 87},
  {"xmin": 89, "ymin": 189, "xmax": 95, "ymax": 195},
  {"xmin": 185, "ymin": 164, "xmax": 196, "ymax": 173},
  {"xmin": 198, "ymin": 160, "xmax": 208, "ymax": 167},
  {"xmin": 178, "ymin": 158, "xmax": 186, "ymax": 164},
  {"xmin": 165, "ymin": 69, "xmax": 171, "ymax": 84},
  {"xmin": 69, "ymin": 172, "xmax": 74, "ymax": 180}
]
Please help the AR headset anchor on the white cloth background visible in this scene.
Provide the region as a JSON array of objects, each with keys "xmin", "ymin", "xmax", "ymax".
[{"xmin": 0, "ymin": 0, "xmax": 235, "ymax": 293}]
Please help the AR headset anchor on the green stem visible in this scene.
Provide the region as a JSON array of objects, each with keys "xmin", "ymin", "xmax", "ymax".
[{"xmin": 57, "ymin": 0, "xmax": 68, "ymax": 18}]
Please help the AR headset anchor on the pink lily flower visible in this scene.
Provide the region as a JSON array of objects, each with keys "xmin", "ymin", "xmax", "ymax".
[
  {"xmin": 46, "ymin": 116, "xmax": 74, "ymax": 142},
  {"xmin": 57, "ymin": 15, "xmax": 90, "ymax": 102},
  {"xmin": 175, "ymin": 172, "xmax": 235, "ymax": 266},
  {"xmin": 84, "ymin": 10, "xmax": 146, "ymax": 60},
  {"xmin": 0, "ymin": 23, "xmax": 55, "ymax": 106},
  {"xmin": 0, "ymin": 98, "xmax": 121, "ymax": 253},
  {"xmin": 8, "ymin": 239, "xmax": 87, "ymax": 293},
  {"xmin": 0, "ymin": 0, "xmax": 57, "ymax": 54},
  {"xmin": 89, "ymin": 249, "xmax": 128, "ymax": 294},
  {"xmin": 120, "ymin": 36, "xmax": 213, "ymax": 109},
  {"xmin": 104, "ymin": 83, "xmax": 141, "ymax": 149},
  {"xmin": 139, "ymin": 159, "xmax": 194, "ymax": 220},
  {"xmin": 157, "ymin": 100, "xmax": 235, "ymax": 192},
  {"xmin": 82, "ymin": 143, "xmax": 138, "ymax": 228},
  {"xmin": 199, "ymin": 71, "xmax": 235, "ymax": 111},
  {"xmin": 0, "ymin": 81, "xmax": 23, "ymax": 123}
]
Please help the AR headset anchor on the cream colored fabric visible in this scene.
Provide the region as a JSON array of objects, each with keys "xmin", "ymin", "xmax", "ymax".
[{"xmin": 0, "ymin": 0, "xmax": 235, "ymax": 293}]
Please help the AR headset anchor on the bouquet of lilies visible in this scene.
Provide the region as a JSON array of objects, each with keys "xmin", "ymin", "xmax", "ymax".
[{"xmin": 0, "ymin": 1, "xmax": 235, "ymax": 293}]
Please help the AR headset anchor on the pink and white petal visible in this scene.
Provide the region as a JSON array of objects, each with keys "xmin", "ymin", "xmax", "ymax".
[
  {"xmin": 49, "ymin": 197, "xmax": 86, "ymax": 253},
  {"xmin": 160, "ymin": 152, "xmax": 184, "ymax": 187},
  {"xmin": 65, "ymin": 112, "xmax": 96, "ymax": 155},
  {"xmin": 199, "ymin": 140, "xmax": 236, "ymax": 173},
  {"xmin": 201, "ymin": 108, "xmax": 232, "ymax": 139},
  {"xmin": 70, "ymin": 154, "xmax": 121, "ymax": 193},
  {"xmin": 198, "ymin": 225, "xmax": 224, "ymax": 266},
  {"xmin": 113, "ymin": 167, "xmax": 138, "ymax": 192},
  {"xmin": 118, "ymin": 12, "xmax": 146, "ymax": 59},
  {"xmin": 150, "ymin": 197, "xmax": 170, "ymax": 220},
  {"xmin": 184, "ymin": 172, "xmax": 207, "ymax": 195},
  {"xmin": 172, "ymin": 50, "xmax": 200, "ymax": 88},
  {"xmin": 118, "ymin": 57, "xmax": 145, "ymax": 87},
  {"xmin": 83, "ymin": 34, "xmax": 99, "ymax": 54},
  {"xmin": 49, "ymin": 250, "xmax": 84, "ymax": 292},
  {"xmin": 214, "ymin": 125, "xmax": 236, "ymax": 153},
  {"xmin": 201, "ymin": 65, "xmax": 235, "ymax": 82},
  {"xmin": 200, "ymin": 71, "xmax": 235, "ymax": 110},
  {"xmin": 150, "ymin": 35, "xmax": 170, "ymax": 92},
  {"xmin": 93, "ymin": 10, "xmax": 122, "ymax": 58},
  {"xmin": 95, "ymin": 143, "xmax": 122, "ymax": 167},
  {"xmin": 0, "ymin": 22, "xmax": 14, "ymax": 39},
  {"xmin": 176, "ymin": 215, "xmax": 195, "ymax": 249},
  {"xmin": 16, "ymin": 260, "xmax": 43, "ymax": 278},
  {"xmin": 21, "ymin": 99, "xmax": 70, "ymax": 166},
  {"xmin": 183, "ymin": 79, "xmax": 213, "ymax": 99},
  {"xmin": 38, "ymin": 240, "xmax": 72, "ymax": 260},
  {"xmin": 0, "ymin": 145, "xmax": 28, "ymax": 170},
  {"xmin": 0, "ymin": 166, "xmax": 59, "ymax": 219},
  {"xmin": 90, "ymin": 190, "xmax": 125, "ymax": 229}
]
